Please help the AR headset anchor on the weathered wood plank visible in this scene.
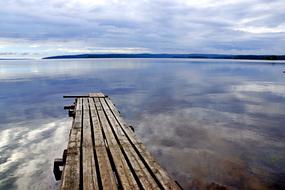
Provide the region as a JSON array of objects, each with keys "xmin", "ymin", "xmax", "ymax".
[
  {"xmin": 60, "ymin": 93, "xmax": 181, "ymax": 190},
  {"xmin": 89, "ymin": 98, "xmax": 118, "ymax": 190},
  {"xmin": 105, "ymin": 98, "xmax": 181, "ymax": 190},
  {"xmin": 100, "ymin": 98, "xmax": 160, "ymax": 190},
  {"xmin": 63, "ymin": 95, "xmax": 89, "ymax": 98},
  {"xmin": 82, "ymin": 98, "xmax": 99, "ymax": 190},
  {"xmin": 94, "ymin": 97, "xmax": 140, "ymax": 190},
  {"xmin": 89, "ymin": 92, "xmax": 106, "ymax": 98},
  {"xmin": 60, "ymin": 98, "xmax": 82, "ymax": 190}
]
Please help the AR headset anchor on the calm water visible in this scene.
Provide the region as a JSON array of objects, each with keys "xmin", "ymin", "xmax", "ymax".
[{"xmin": 0, "ymin": 58, "xmax": 285, "ymax": 189}]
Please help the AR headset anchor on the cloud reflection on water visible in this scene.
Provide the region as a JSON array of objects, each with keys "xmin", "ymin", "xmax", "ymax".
[
  {"xmin": 136, "ymin": 107, "xmax": 285, "ymax": 189},
  {"xmin": 0, "ymin": 119, "xmax": 71, "ymax": 189},
  {"xmin": 0, "ymin": 59, "xmax": 285, "ymax": 189},
  {"xmin": 0, "ymin": 59, "xmax": 148, "ymax": 81}
]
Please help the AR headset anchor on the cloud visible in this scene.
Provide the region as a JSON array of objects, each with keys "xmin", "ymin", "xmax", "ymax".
[
  {"xmin": 235, "ymin": 26, "xmax": 285, "ymax": 34},
  {"xmin": 0, "ymin": 0, "xmax": 284, "ymax": 57}
]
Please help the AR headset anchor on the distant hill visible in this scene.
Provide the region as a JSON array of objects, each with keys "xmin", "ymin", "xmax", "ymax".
[{"xmin": 43, "ymin": 53, "xmax": 285, "ymax": 60}]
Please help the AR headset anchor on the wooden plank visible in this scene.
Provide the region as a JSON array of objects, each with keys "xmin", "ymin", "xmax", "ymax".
[
  {"xmin": 82, "ymin": 98, "xmax": 99, "ymax": 190},
  {"xmin": 64, "ymin": 93, "xmax": 106, "ymax": 98},
  {"xmin": 89, "ymin": 92, "xmax": 107, "ymax": 98},
  {"xmin": 104, "ymin": 98, "xmax": 181, "ymax": 190},
  {"xmin": 88, "ymin": 98, "xmax": 118, "ymax": 190},
  {"xmin": 60, "ymin": 98, "xmax": 82, "ymax": 190},
  {"xmin": 100, "ymin": 98, "xmax": 160, "ymax": 190},
  {"xmin": 94, "ymin": 97, "xmax": 140, "ymax": 190},
  {"xmin": 63, "ymin": 95, "xmax": 89, "ymax": 98}
]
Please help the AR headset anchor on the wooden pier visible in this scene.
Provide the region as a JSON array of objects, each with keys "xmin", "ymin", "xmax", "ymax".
[{"xmin": 54, "ymin": 93, "xmax": 181, "ymax": 190}]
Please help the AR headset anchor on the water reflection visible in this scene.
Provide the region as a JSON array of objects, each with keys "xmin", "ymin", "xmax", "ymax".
[
  {"xmin": 0, "ymin": 59, "xmax": 285, "ymax": 189},
  {"xmin": 0, "ymin": 119, "xmax": 71, "ymax": 189}
]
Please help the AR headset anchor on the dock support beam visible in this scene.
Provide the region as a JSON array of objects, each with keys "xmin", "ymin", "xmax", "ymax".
[{"xmin": 53, "ymin": 149, "xmax": 67, "ymax": 181}]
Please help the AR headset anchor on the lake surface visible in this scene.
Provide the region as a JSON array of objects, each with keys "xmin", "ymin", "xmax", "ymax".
[{"xmin": 0, "ymin": 58, "xmax": 285, "ymax": 190}]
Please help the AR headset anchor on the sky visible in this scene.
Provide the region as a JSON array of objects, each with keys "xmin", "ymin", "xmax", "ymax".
[{"xmin": 0, "ymin": 0, "xmax": 285, "ymax": 58}]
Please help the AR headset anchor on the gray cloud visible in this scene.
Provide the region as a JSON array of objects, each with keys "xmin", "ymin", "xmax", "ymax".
[{"xmin": 0, "ymin": 0, "xmax": 285, "ymax": 57}]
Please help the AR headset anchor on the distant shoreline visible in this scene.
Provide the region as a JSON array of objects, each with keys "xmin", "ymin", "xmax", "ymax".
[{"xmin": 42, "ymin": 53, "xmax": 285, "ymax": 60}]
